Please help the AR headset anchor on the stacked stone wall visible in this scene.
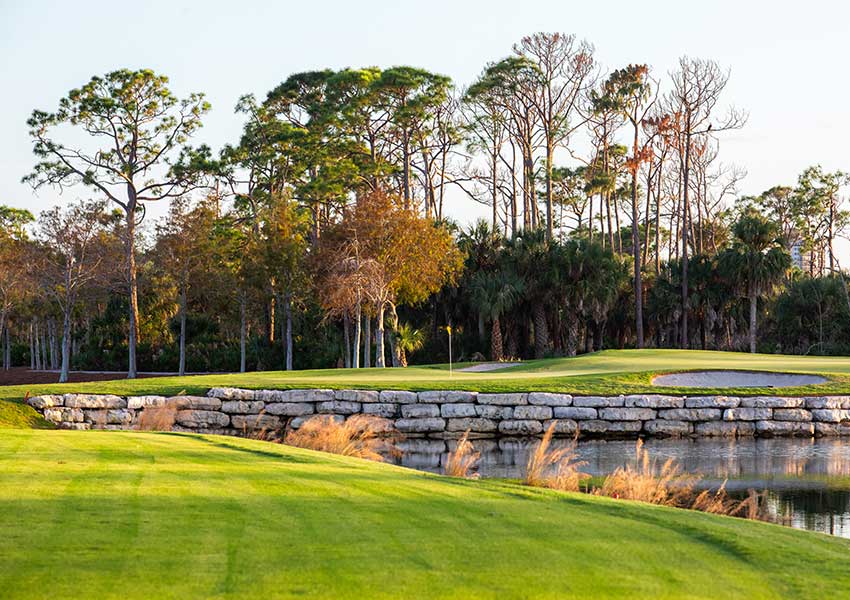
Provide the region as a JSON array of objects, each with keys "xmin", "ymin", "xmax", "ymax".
[{"xmin": 27, "ymin": 390, "xmax": 850, "ymax": 439}]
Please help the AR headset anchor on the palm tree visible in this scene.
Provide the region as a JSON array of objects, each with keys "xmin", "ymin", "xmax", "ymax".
[
  {"xmin": 395, "ymin": 323, "xmax": 425, "ymax": 367},
  {"xmin": 505, "ymin": 229, "xmax": 552, "ymax": 358},
  {"xmin": 719, "ymin": 210, "xmax": 791, "ymax": 353},
  {"xmin": 469, "ymin": 269, "xmax": 524, "ymax": 361}
]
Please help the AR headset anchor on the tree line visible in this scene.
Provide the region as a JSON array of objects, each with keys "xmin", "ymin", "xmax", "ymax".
[{"xmin": 2, "ymin": 31, "xmax": 849, "ymax": 380}]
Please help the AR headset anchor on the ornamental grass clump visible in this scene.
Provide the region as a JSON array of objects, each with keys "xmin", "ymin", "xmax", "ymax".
[
  {"xmin": 524, "ymin": 422, "xmax": 588, "ymax": 492},
  {"xmin": 444, "ymin": 431, "xmax": 480, "ymax": 479},
  {"xmin": 595, "ymin": 439, "xmax": 697, "ymax": 506},
  {"xmin": 284, "ymin": 414, "xmax": 396, "ymax": 462},
  {"xmin": 135, "ymin": 402, "xmax": 178, "ymax": 432}
]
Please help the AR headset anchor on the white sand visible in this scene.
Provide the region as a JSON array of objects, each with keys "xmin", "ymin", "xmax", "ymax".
[
  {"xmin": 652, "ymin": 370, "xmax": 827, "ymax": 388},
  {"xmin": 458, "ymin": 362, "xmax": 523, "ymax": 372}
]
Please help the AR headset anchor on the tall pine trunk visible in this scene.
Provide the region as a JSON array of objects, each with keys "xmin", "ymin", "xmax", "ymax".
[
  {"xmin": 126, "ymin": 204, "xmax": 140, "ymax": 379},
  {"xmin": 284, "ymin": 292, "xmax": 293, "ymax": 371},
  {"xmin": 631, "ymin": 118, "xmax": 644, "ymax": 349}
]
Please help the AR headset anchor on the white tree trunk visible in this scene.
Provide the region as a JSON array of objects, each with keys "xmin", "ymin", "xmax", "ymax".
[
  {"xmin": 352, "ymin": 300, "xmax": 361, "ymax": 369},
  {"xmin": 375, "ymin": 302, "xmax": 385, "ymax": 368}
]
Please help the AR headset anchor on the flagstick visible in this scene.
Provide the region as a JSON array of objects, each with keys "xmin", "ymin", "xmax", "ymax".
[{"xmin": 448, "ymin": 325, "xmax": 453, "ymax": 378}]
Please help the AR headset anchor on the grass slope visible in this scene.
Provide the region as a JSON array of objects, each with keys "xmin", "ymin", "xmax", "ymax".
[
  {"xmin": 6, "ymin": 349, "xmax": 850, "ymax": 427},
  {"xmin": 1, "ymin": 430, "xmax": 848, "ymax": 599}
]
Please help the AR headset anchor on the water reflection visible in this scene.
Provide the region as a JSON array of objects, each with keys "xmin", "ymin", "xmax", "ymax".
[{"xmin": 390, "ymin": 437, "xmax": 850, "ymax": 538}]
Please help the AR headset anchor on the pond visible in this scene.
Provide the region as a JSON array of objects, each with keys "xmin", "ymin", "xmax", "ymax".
[{"xmin": 390, "ymin": 437, "xmax": 850, "ymax": 538}]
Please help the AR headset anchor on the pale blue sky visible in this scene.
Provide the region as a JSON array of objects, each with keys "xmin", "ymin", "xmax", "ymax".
[{"xmin": 2, "ymin": 0, "xmax": 848, "ymax": 234}]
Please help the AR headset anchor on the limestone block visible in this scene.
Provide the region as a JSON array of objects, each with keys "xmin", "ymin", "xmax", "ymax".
[
  {"xmin": 317, "ymin": 400, "xmax": 361, "ymax": 415},
  {"xmin": 446, "ymin": 417, "xmax": 498, "ymax": 433},
  {"xmin": 221, "ymin": 400, "xmax": 265, "ymax": 414},
  {"xmin": 175, "ymin": 410, "xmax": 229, "ymax": 428},
  {"xmin": 379, "ymin": 390, "xmax": 418, "ymax": 404},
  {"xmin": 756, "ymin": 420, "xmax": 814, "ymax": 436},
  {"xmin": 27, "ymin": 395, "xmax": 64, "ymax": 409},
  {"xmin": 418, "ymin": 390, "xmax": 476, "ymax": 403},
  {"xmin": 206, "ymin": 387, "xmax": 255, "ymax": 400},
  {"xmin": 264, "ymin": 402, "xmax": 315, "ymax": 416},
  {"xmin": 740, "ymin": 396, "xmax": 804, "ymax": 409},
  {"xmin": 172, "ymin": 396, "xmax": 221, "ymax": 411},
  {"xmin": 624, "ymin": 395, "xmax": 684, "ymax": 409},
  {"xmin": 475, "ymin": 405, "xmax": 513, "ymax": 420},
  {"xmin": 553, "ymin": 406, "xmax": 597, "ymax": 420},
  {"xmin": 335, "ymin": 390, "xmax": 380, "ymax": 403},
  {"xmin": 402, "ymin": 404, "xmax": 440, "ymax": 419},
  {"xmin": 542, "ymin": 419, "xmax": 578, "ymax": 435},
  {"xmin": 362, "ymin": 403, "xmax": 399, "ymax": 418},
  {"xmin": 127, "ymin": 396, "xmax": 168, "ymax": 410},
  {"xmin": 63, "ymin": 394, "xmax": 126, "ymax": 409},
  {"xmin": 811, "ymin": 409, "xmax": 850, "ymax": 423},
  {"xmin": 513, "ymin": 405, "xmax": 553, "ymax": 420},
  {"xmin": 477, "ymin": 393, "xmax": 527, "ymax": 406},
  {"xmin": 657, "ymin": 408, "xmax": 722, "ymax": 422},
  {"xmin": 441, "ymin": 403, "xmax": 477, "ymax": 418},
  {"xmin": 598, "ymin": 407, "xmax": 656, "ymax": 421},
  {"xmin": 644, "ymin": 420, "xmax": 692, "ymax": 436},
  {"xmin": 806, "ymin": 397, "xmax": 850, "ymax": 410},
  {"xmin": 723, "ymin": 408, "xmax": 772, "ymax": 421},
  {"xmin": 772, "ymin": 409, "xmax": 812, "ymax": 422},
  {"xmin": 231, "ymin": 414, "xmax": 281, "ymax": 430},
  {"xmin": 685, "ymin": 396, "xmax": 740, "ymax": 409},
  {"xmin": 580, "ymin": 420, "xmax": 642, "ymax": 433},
  {"xmin": 498, "ymin": 419, "xmax": 543, "ymax": 436},
  {"xmin": 527, "ymin": 392, "xmax": 572, "ymax": 406},
  {"xmin": 573, "ymin": 396, "xmax": 625, "ymax": 408},
  {"xmin": 814, "ymin": 422, "xmax": 850, "ymax": 436},
  {"xmin": 395, "ymin": 418, "xmax": 446, "ymax": 433},
  {"xmin": 694, "ymin": 421, "xmax": 756, "ymax": 437}
]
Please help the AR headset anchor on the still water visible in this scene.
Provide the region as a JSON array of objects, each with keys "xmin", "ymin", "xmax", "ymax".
[{"xmin": 391, "ymin": 437, "xmax": 850, "ymax": 538}]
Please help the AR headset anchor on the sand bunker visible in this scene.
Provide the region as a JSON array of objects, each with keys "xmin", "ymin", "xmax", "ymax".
[
  {"xmin": 458, "ymin": 362, "xmax": 522, "ymax": 372},
  {"xmin": 652, "ymin": 370, "xmax": 827, "ymax": 388}
]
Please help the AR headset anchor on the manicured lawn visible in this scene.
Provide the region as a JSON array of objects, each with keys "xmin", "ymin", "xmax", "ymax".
[
  {"xmin": 1, "ymin": 430, "xmax": 848, "ymax": 599},
  {"xmin": 6, "ymin": 349, "xmax": 850, "ymax": 427}
]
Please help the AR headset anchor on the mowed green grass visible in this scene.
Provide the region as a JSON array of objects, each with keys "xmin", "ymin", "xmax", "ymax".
[
  {"xmin": 6, "ymin": 349, "xmax": 850, "ymax": 427},
  {"xmin": 1, "ymin": 430, "xmax": 849, "ymax": 600}
]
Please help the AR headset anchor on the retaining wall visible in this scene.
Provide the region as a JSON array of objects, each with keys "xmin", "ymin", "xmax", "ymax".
[{"xmin": 26, "ymin": 388, "xmax": 850, "ymax": 439}]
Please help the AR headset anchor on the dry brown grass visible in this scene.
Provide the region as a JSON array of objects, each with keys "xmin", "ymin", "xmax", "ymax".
[
  {"xmin": 595, "ymin": 440, "xmax": 698, "ymax": 506},
  {"xmin": 524, "ymin": 422, "xmax": 588, "ymax": 492},
  {"xmin": 135, "ymin": 402, "xmax": 177, "ymax": 432},
  {"xmin": 444, "ymin": 431, "xmax": 480, "ymax": 479},
  {"xmin": 284, "ymin": 415, "xmax": 397, "ymax": 462},
  {"xmin": 592, "ymin": 441, "xmax": 768, "ymax": 522}
]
